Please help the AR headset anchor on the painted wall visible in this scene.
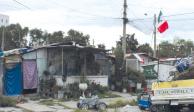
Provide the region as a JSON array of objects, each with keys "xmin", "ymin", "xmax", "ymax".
[
  {"xmin": 0, "ymin": 14, "xmax": 9, "ymax": 26},
  {"xmin": 64, "ymin": 75, "xmax": 108, "ymax": 87},
  {"xmin": 154, "ymin": 64, "xmax": 176, "ymax": 81},
  {"xmin": 22, "ymin": 51, "xmax": 36, "ymax": 59},
  {"xmin": 36, "ymin": 49, "xmax": 47, "ymax": 77},
  {"xmin": 23, "ymin": 49, "xmax": 47, "ymax": 77}
]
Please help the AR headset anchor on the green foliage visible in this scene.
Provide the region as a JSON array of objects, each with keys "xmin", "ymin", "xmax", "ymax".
[
  {"xmin": 64, "ymin": 29, "xmax": 90, "ymax": 46},
  {"xmin": 97, "ymin": 44, "xmax": 106, "ymax": 49},
  {"xmin": 39, "ymin": 99, "xmax": 54, "ymax": 106},
  {"xmin": 73, "ymin": 109, "xmax": 88, "ymax": 112},
  {"xmin": 0, "ymin": 24, "xmax": 29, "ymax": 50},
  {"xmin": 159, "ymin": 41, "xmax": 176, "ymax": 58},
  {"xmin": 97, "ymin": 92, "xmax": 120, "ymax": 99},
  {"xmin": 65, "ymin": 82, "xmax": 111, "ymax": 100},
  {"xmin": 47, "ymin": 31, "xmax": 64, "ymax": 44},
  {"xmin": 0, "ymin": 96, "xmax": 17, "ymax": 107},
  {"xmin": 67, "ymin": 82, "xmax": 82, "ymax": 99},
  {"xmin": 127, "ymin": 68, "xmax": 145, "ymax": 83},
  {"xmin": 137, "ymin": 43, "xmax": 153, "ymax": 56},
  {"xmin": 159, "ymin": 38, "xmax": 194, "ymax": 58},
  {"xmin": 128, "ymin": 99, "xmax": 137, "ymax": 106},
  {"xmin": 117, "ymin": 33, "xmax": 138, "ymax": 53},
  {"xmin": 108, "ymin": 99, "xmax": 137, "ymax": 108},
  {"xmin": 126, "ymin": 34, "xmax": 138, "ymax": 53},
  {"xmin": 29, "ymin": 28, "xmax": 49, "ymax": 46}
]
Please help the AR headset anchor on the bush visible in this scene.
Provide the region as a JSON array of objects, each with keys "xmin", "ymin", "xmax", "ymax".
[
  {"xmin": 65, "ymin": 82, "xmax": 109, "ymax": 100},
  {"xmin": 66, "ymin": 82, "xmax": 81, "ymax": 99},
  {"xmin": 108, "ymin": 99, "xmax": 137, "ymax": 108},
  {"xmin": 39, "ymin": 99, "xmax": 54, "ymax": 106},
  {"xmin": 73, "ymin": 109, "xmax": 88, "ymax": 112},
  {"xmin": 87, "ymin": 82, "xmax": 108, "ymax": 95},
  {"xmin": 0, "ymin": 96, "xmax": 17, "ymax": 107},
  {"xmin": 128, "ymin": 99, "xmax": 137, "ymax": 106}
]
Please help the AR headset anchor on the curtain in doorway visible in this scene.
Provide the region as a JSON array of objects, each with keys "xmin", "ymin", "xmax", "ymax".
[
  {"xmin": 23, "ymin": 60, "xmax": 38, "ymax": 89},
  {"xmin": 4, "ymin": 63, "xmax": 22, "ymax": 96}
]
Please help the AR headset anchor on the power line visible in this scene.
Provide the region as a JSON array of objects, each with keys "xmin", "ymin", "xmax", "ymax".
[
  {"xmin": 128, "ymin": 8, "xmax": 153, "ymax": 31},
  {"xmin": 164, "ymin": 11, "xmax": 194, "ymax": 18},
  {"xmin": 131, "ymin": 11, "xmax": 194, "ymax": 21},
  {"xmin": 47, "ymin": 0, "xmax": 119, "ymax": 20},
  {"xmin": 12, "ymin": 0, "xmax": 31, "ymax": 10}
]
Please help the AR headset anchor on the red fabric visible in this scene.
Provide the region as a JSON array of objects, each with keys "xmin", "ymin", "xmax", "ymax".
[{"xmin": 157, "ymin": 20, "xmax": 168, "ymax": 33}]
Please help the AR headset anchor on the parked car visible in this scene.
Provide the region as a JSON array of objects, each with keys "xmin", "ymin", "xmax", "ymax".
[{"xmin": 77, "ymin": 95, "xmax": 107, "ymax": 110}]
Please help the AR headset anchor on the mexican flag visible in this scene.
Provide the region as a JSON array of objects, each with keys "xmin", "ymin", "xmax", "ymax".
[{"xmin": 157, "ymin": 11, "xmax": 169, "ymax": 33}]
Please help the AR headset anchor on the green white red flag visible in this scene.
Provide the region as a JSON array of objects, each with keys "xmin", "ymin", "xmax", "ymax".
[{"xmin": 157, "ymin": 11, "xmax": 169, "ymax": 33}]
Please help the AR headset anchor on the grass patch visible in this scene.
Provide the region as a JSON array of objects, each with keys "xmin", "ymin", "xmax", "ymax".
[
  {"xmin": 39, "ymin": 99, "xmax": 54, "ymax": 106},
  {"xmin": 0, "ymin": 95, "xmax": 17, "ymax": 107},
  {"xmin": 108, "ymin": 99, "xmax": 137, "ymax": 108},
  {"xmin": 39, "ymin": 99, "xmax": 72, "ymax": 109},
  {"xmin": 57, "ymin": 102, "xmax": 72, "ymax": 109},
  {"xmin": 128, "ymin": 99, "xmax": 137, "ymax": 106},
  {"xmin": 97, "ymin": 92, "xmax": 120, "ymax": 99},
  {"xmin": 73, "ymin": 109, "xmax": 88, "ymax": 112}
]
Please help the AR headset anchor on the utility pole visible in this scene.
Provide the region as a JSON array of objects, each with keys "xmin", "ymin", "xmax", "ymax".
[
  {"xmin": 1, "ymin": 27, "xmax": 5, "ymax": 51},
  {"xmin": 122, "ymin": 0, "xmax": 127, "ymax": 58},
  {"xmin": 153, "ymin": 14, "xmax": 157, "ymax": 58}
]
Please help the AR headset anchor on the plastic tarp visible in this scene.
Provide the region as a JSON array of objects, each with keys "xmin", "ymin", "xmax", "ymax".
[
  {"xmin": 4, "ymin": 63, "xmax": 22, "ymax": 96},
  {"xmin": 23, "ymin": 60, "xmax": 38, "ymax": 89}
]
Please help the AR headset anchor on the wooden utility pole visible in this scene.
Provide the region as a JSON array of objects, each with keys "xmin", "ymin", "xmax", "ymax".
[
  {"xmin": 122, "ymin": 0, "xmax": 127, "ymax": 58},
  {"xmin": 153, "ymin": 14, "xmax": 157, "ymax": 58}
]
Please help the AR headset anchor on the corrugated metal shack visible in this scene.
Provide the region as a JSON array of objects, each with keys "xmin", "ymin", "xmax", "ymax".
[{"xmin": 22, "ymin": 42, "xmax": 111, "ymax": 98}]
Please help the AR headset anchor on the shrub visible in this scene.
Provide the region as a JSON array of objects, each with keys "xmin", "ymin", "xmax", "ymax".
[
  {"xmin": 108, "ymin": 99, "xmax": 137, "ymax": 108},
  {"xmin": 73, "ymin": 109, "xmax": 88, "ymax": 112},
  {"xmin": 0, "ymin": 96, "xmax": 17, "ymax": 107},
  {"xmin": 39, "ymin": 99, "xmax": 54, "ymax": 106}
]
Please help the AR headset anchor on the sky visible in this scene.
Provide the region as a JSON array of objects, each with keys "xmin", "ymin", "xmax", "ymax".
[{"xmin": 1, "ymin": 0, "xmax": 194, "ymax": 49}]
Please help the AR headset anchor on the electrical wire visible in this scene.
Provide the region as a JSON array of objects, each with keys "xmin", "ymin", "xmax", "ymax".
[
  {"xmin": 12, "ymin": 0, "xmax": 31, "ymax": 10},
  {"xmin": 128, "ymin": 8, "xmax": 153, "ymax": 31},
  {"xmin": 47, "ymin": 0, "xmax": 119, "ymax": 20},
  {"xmin": 131, "ymin": 11, "xmax": 194, "ymax": 21}
]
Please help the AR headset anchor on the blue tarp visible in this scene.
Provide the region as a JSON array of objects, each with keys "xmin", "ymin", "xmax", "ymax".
[{"xmin": 4, "ymin": 63, "xmax": 22, "ymax": 96}]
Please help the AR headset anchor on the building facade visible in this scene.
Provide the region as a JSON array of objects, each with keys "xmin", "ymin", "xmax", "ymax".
[{"xmin": 0, "ymin": 14, "xmax": 9, "ymax": 26}]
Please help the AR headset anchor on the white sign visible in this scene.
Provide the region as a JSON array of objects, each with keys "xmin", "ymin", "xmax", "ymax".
[{"xmin": 155, "ymin": 87, "xmax": 194, "ymax": 96}]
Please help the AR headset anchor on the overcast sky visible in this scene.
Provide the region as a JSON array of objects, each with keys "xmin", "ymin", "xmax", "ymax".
[{"xmin": 1, "ymin": 0, "xmax": 194, "ymax": 49}]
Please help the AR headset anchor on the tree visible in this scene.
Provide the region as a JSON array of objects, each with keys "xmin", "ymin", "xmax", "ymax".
[
  {"xmin": 114, "ymin": 43, "xmax": 124, "ymax": 75},
  {"xmin": 173, "ymin": 39, "xmax": 194, "ymax": 57},
  {"xmin": 97, "ymin": 44, "xmax": 105, "ymax": 49},
  {"xmin": 126, "ymin": 33, "xmax": 138, "ymax": 53},
  {"xmin": 0, "ymin": 23, "xmax": 29, "ymax": 50},
  {"xmin": 158, "ymin": 41, "xmax": 176, "ymax": 58},
  {"xmin": 118, "ymin": 33, "xmax": 139, "ymax": 53},
  {"xmin": 138, "ymin": 43, "xmax": 153, "ymax": 56},
  {"xmin": 64, "ymin": 29, "xmax": 90, "ymax": 46},
  {"xmin": 29, "ymin": 28, "xmax": 45, "ymax": 46},
  {"xmin": 47, "ymin": 31, "xmax": 64, "ymax": 44}
]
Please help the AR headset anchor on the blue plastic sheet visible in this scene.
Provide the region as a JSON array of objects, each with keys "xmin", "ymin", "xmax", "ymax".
[{"xmin": 4, "ymin": 63, "xmax": 22, "ymax": 96}]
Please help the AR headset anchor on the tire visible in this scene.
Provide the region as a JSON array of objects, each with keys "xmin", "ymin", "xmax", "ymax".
[
  {"xmin": 77, "ymin": 103, "xmax": 80, "ymax": 108},
  {"xmin": 139, "ymin": 106, "xmax": 145, "ymax": 110},
  {"xmin": 97, "ymin": 102, "xmax": 107, "ymax": 110},
  {"xmin": 80, "ymin": 103, "xmax": 89, "ymax": 110},
  {"xmin": 150, "ymin": 105, "xmax": 158, "ymax": 112}
]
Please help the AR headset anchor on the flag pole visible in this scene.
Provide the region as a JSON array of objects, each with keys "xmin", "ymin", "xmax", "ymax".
[
  {"xmin": 154, "ymin": 14, "xmax": 160, "ymax": 79},
  {"xmin": 153, "ymin": 14, "xmax": 157, "ymax": 58}
]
